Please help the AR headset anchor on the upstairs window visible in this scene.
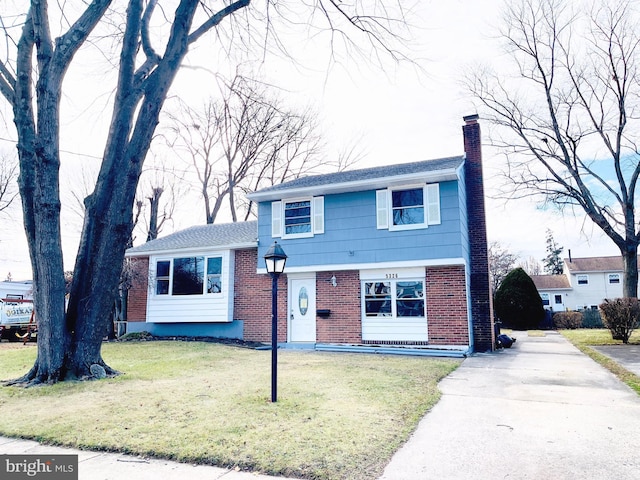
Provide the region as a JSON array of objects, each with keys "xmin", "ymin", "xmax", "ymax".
[
  {"xmin": 392, "ymin": 188, "xmax": 424, "ymax": 226},
  {"xmin": 608, "ymin": 273, "xmax": 620, "ymax": 284},
  {"xmin": 285, "ymin": 200, "xmax": 311, "ymax": 235},
  {"xmin": 377, "ymin": 184, "xmax": 440, "ymax": 231},
  {"xmin": 272, "ymin": 197, "xmax": 324, "ymax": 239},
  {"xmin": 577, "ymin": 274, "xmax": 589, "ymax": 285}
]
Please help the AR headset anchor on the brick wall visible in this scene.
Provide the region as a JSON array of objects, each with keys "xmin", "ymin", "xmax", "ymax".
[
  {"xmin": 234, "ymin": 248, "xmax": 288, "ymax": 343},
  {"xmin": 126, "ymin": 257, "xmax": 149, "ymax": 322},
  {"xmin": 316, "ymin": 271, "xmax": 362, "ymax": 343},
  {"xmin": 463, "ymin": 114, "xmax": 495, "ymax": 351},
  {"xmin": 425, "ymin": 265, "xmax": 469, "ymax": 345}
]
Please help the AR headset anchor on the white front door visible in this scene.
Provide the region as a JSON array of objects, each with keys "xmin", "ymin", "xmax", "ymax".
[{"xmin": 289, "ymin": 275, "xmax": 316, "ymax": 342}]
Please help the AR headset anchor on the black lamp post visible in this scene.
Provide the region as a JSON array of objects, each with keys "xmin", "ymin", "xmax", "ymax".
[{"xmin": 264, "ymin": 241, "xmax": 287, "ymax": 402}]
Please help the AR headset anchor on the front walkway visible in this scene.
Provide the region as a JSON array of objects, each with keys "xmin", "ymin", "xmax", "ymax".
[{"xmin": 379, "ymin": 331, "xmax": 640, "ymax": 480}]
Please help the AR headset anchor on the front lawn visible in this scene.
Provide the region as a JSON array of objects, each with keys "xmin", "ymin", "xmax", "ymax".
[{"xmin": 0, "ymin": 341, "xmax": 459, "ymax": 480}]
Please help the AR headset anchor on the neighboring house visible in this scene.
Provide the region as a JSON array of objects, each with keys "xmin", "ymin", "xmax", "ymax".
[
  {"xmin": 531, "ymin": 255, "xmax": 627, "ymax": 312},
  {"xmin": 126, "ymin": 115, "xmax": 494, "ymax": 355},
  {"xmin": 530, "ymin": 275, "xmax": 570, "ymax": 312}
]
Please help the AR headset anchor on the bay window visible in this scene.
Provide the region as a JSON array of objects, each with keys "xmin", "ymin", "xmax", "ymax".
[{"xmin": 155, "ymin": 256, "xmax": 223, "ymax": 295}]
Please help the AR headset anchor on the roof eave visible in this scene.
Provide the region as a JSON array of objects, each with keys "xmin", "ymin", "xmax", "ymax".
[
  {"xmin": 247, "ymin": 168, "xmax": 461, "ymax": 202},
  {"xmin": 125, "ymin": 241, "xmax": 258, "ymax": 258}
]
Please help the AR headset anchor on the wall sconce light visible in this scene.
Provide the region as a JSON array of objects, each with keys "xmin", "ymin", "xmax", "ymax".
[{"xmin": 330, "ymin": 275, "xmax": 337, "ymax": 287}]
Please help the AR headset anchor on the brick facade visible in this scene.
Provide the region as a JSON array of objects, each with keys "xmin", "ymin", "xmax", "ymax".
[
  {"xmin": 425, "ymin": 265, "xmax": 469, "ymax": 345},
  {"xmin": 128, "ymin": 252, "xmax": 472, "ymax": 347},
  {"xmin": 316, "ymin": 271, "xmax": 362, "ymax": 343},
  {"xmin": 463, "ymin": 114, "xmax": 495, "ymax": 351},
  {"xmin": 234, "ymin": 248, "xmax": 288, "ymax": 343},
  {"xmin": 126, "ymin": 257, "xmax": 149, "ymax": 322}
]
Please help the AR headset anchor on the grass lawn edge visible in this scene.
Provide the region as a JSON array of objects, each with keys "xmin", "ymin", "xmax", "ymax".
[{"xmin": 560, "ymin": 330, "xmax": 640, "ymax": 396}]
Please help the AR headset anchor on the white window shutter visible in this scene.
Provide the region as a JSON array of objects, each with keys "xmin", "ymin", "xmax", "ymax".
[
  {"xmin": 272, "ymin": 201, "xmax": 282, "ymax": 237},
  {"xmin": 376, "ymin": 189, "xmax": 389, "ymax": 229},
  {"xmin": 313, "ymin": 196, "xmax": 324, "ymax": 234},
  {"xmin": 426, "ymin": 183, "xmax": 440, "ymax": 225}
]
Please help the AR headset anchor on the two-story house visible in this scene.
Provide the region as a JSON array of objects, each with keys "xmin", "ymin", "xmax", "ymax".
[
  {"xmin": 125, "ymin": 115, "xmax": 494, "ymax": 355},
  {"xmin": 532, "ymin": 255, "xmax": 628, "ymax": 312}
]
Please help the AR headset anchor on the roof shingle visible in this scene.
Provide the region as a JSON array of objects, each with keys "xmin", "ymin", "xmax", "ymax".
[
  {"xmin": 564, "ymin": 256, "xmax": 624, "ymax": 273},
  {"xmin": 248, "ymin": 155, "xmax": 464, "ymax": 200},
  {"xmin": 531, "ymin": 275, "xmax": 571, "ymax": 290},
  {"xmin": 126, "ymin": 221, "xmax": 257, "ymax": 255}
]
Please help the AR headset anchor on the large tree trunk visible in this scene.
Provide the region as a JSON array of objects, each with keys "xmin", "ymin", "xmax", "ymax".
[
  {"xmin": 8, "ymin": 0, "xmax": 199, "ymax": 385},
  {"xmin": 622, "ymin": 246, "xmax": 638, "ymax": 298}
]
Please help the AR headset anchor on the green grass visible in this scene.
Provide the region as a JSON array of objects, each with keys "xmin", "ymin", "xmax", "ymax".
[
  {"xmin": 561, "ymin": 329, "xmax": 640, "ymax": 395},
  {"xmin": 0, "ymin": 341, "xmax": 460, "ymax": 480}
]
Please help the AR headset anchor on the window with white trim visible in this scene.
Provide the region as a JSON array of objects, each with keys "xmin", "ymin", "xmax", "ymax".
[
  {"xmin": 155, "ymin": 256, "xmax": 223, "ymax": 296},
  {"xmin": 271, "ymin": 197, "xmax": 324, "ymax": 238},
  {"xmin": 376, "ymin": 184, "xmax": 440, "ymax": 231},
  {"xmin": 363, "ymin": 279, "xmax": 425, "ymax": 318},
  {"xmin": 207, "ymin": 257, "xmax": 223, "ymax": 293},
  {"xmin": 577, "ymin": 274, "xmax": 589, "ymax": 285},
  {"xmin": 541, "ymin": 293, "xmax": 550, "ymax": 306},
  {"xmin": 156, "ymin": 261, "xmax": 170, "ymax": 295},
  {"xmin": 608, "ymin": 273, "xmax": 620, "ymax": 284}
]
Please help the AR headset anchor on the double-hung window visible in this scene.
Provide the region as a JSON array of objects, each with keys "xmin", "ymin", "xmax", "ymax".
[
  {"xmin": 376, "ymin": 184, "xmax": 440, "ymax": 230},
  {"xmin": 364, "ymin": 279, "xmax": 425, "ymax": 318},
  {"xmin": 608, "ymin": 273, "xmax": 620, "ymax": 284},
  {"xmin": 285, "ymin": 200, "xmax": 312, "ymax": 235},
  {"xmin": 155, "ymin": 256, "xmax": 223, "ymax": 295},
  {"xmin": 272, "ymin": 197, "xmax": 324, "ymax": 238},
  {"xmin": 541, "ymin": 293, "xmax": 550, "ymax": 306},
  {"xmin": 577, "ymin": 274, "xmax": 589, "ymax": 286}
]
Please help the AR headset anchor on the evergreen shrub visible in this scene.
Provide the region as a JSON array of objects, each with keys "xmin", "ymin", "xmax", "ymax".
[
  {"xmin": 581, "ymin": 308, "xmax": 604, "ymax": 328},
  {"xmin": 494, "ymin": 267, "xmax": 545, "ymax": 330}
]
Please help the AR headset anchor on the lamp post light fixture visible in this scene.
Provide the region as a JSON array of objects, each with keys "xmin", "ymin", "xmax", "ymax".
[{"xmin": 264, "ymin": 241, "xmax": 287, "ymax": 402}]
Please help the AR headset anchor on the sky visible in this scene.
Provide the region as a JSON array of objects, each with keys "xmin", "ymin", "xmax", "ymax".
[{"xmin": 0, "ymin": 0, "xmax": 621, "ymax": 281}]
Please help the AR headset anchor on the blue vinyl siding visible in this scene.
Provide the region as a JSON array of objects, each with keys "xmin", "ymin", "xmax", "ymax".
[
  {"xmin": 257, "ymin": 180, "xmax": 468, "ymax": 268},
  {"xmin": 457, "ymin": 166, "xmax": 470, "ymax": 266}
]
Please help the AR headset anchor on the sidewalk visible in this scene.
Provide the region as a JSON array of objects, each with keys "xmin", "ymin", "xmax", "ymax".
[
  {"xmin": 379, "ymin": 330, "xmax": 640, "ymax": 480},
  {"xmin": 0, "ymin": 435, "xmax": 293, "ymax": 480},
  {"xmin": 3, "ymin": 332, "xmax": 640, "ymax": 479}
]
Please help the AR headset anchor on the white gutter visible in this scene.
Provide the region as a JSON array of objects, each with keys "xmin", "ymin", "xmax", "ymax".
[{"xmin": 125, "ymin": 241, "xmax": 258, "ymax": 257}]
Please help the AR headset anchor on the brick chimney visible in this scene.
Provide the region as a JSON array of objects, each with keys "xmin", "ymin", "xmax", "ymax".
[{"xmin": 463, "ymin": 114, "xmax": 494, "ymax": 352}]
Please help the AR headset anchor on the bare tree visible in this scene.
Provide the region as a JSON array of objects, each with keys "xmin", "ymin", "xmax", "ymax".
[
  {"xmin": 0, "ymin": 151, "xmax": 18, "ymax": 215},
  {"xmin": 0, "ymin": 1, "xmax": 411, "ymax": 385},
  {"xmin": 488, "ymin": 241, "xmax": 519, "ymax": 294},
  {"xmin": 135, "ymin": 159, "xmax": 181, "ymax": 243},
  {"xmin": 166, "ymin": 74, "xmax": 331, "ymax": 224},
  {"xmin": 469, "ymin": 0, "xmax": 640, "ymax": 297},
  {"xmin": 519, "ymin": 255, "xmax": 542, "ymax": 276}
]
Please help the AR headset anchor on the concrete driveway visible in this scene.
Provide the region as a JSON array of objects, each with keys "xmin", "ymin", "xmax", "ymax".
[{"xmin": 379, "ymin": 331, "xmax": 640, "ymax": 480}]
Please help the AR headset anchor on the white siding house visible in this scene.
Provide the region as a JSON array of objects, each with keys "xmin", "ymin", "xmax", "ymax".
[{"xmin": 532, "ymin": 255, "xmax": 627, "ymax": 312}]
